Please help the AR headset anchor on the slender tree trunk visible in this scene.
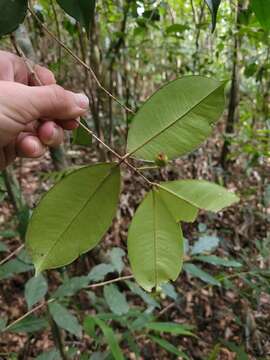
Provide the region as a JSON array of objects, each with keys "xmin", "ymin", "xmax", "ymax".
[
  {"xmin": 2, "ymin": 168, "xmax": 29, "ymax": 239},
  {"xmin": 220, "ymin": 2, "xmax": 243, "ymax": 170}
]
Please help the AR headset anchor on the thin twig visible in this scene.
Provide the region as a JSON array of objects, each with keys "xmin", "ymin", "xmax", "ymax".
[
  {"xmin": 3, "ymin": 275, "xmax": 134, "ymax": 332},
  {"xmin": 50, "ymin": 0, "xmax": 62, "ymax": 80},
  {"xmin": 28, "ymin": 5, "xmax": 134, "ymax": 114},
  {"xmin": 4, "ymin": 299, "xmax": 54, "ymax": 332},
  {"xmin": 0, "ymin": 244, "xmax": 24, "ymax": 266},
  {"xmin": 78, "ymin": 121, "xmax": 154, "ymax": 186},
  {"xmin": 10, "ymin": 34, "xmax": 43, "ymax": 86},
  {"xmin": 17, "ymin": 10, "xmax": 154, "ymax": 184},
  {"xmin": 11, "ymin": 37, "xmax": 153, "ymax": 186},
  {"xmin": 87, "ymin": 274, "xmax": 134, "ymax": 289},
  {"xmin": 78, "ymin": 121, "xmax": 122, "ymax": 161}
]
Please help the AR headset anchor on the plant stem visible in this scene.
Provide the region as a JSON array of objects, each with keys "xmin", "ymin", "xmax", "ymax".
[
  {"xmin": 28, "ymin": 5, "xmax": 134, "ymax": 114},
  {"xmin": 50, "ymin": 0, "xmax": 62, "ymax": 81},
  {"xmin": 78, "ymin": 121, "xmax": 154, "ymax": 186},
  {"xmin": 48, "ymin": 310, "xmax": 68, "ymax": 360},
  {"xmin": 4, "ymin": 299, "xmax": 54, "ymax": 332},
  {"xmin": 16, "ymin": 13, "xmax": 153, "ymax": 186},
  {"xmin": 0, "ymin": 244, "xmax": 24, "ymax": 266},
  {"xmin": 87, "ymin": 274, "xmax": 134, "ymax": 289},
  {"xmin": 3, "ymin": 275, "xmax": 133, "ymax": 332}
]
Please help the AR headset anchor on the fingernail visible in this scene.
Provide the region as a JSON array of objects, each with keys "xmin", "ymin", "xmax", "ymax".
[
  {"xmin": 31, "ymin": 138, "xmax": 42, "ymax": 156},
  {"xmin": 74, "ymin": 93, "xmax": 89, "ymax": 109},
  {"xmin": 52, "ymin": 125, "xmax": 60, "ymax": 141}
]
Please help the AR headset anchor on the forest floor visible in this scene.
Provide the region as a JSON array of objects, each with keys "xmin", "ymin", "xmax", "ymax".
[{"xmin": 0, "ymin": 127, "xmax": 269, "ymax": 360}]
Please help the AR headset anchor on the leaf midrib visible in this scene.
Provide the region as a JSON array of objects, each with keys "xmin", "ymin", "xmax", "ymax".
[
  {"xmin": 128, "ymin": 82, "xmax": 223, "ymax": 156},
  {"xmin": 36, "ymin": 167, "xmax": 116, "ymax": 272}
]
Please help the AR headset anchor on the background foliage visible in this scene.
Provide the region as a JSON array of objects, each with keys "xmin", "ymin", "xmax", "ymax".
[{"xmin": 0, "ymin": 0, "xmax": 269, "ymax": 359}]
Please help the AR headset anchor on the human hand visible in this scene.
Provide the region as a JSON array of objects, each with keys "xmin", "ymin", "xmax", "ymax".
[{"xmin": 0, "ymin": 51, "xmax": 89, "ymax": 170}]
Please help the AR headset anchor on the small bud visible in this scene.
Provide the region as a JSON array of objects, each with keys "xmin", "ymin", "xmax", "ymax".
[{"xmin": 154, "ymin": 152, "xmax": 168, "ymax": 167}]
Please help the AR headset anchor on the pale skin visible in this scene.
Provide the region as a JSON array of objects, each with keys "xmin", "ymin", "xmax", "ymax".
[{"xmin": 0, "ymin": 50, "xmax": 89, "ymax": 170}]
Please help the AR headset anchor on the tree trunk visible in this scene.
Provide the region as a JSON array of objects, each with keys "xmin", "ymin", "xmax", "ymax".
[{"xmin": 220, "ymin": 2, "xmax": 243, "ymax": 170}]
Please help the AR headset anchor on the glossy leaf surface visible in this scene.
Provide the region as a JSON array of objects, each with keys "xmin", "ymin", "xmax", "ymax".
[
  {"xmin": 0, "ymin": 0, "xmax": 27, "ymax": 37},
  {"xmin": 49, "ymin": 302, "xmax": 82, "ymax": 338},
  {"xmin": 191, "ymin": 235, "xmax": 220, "ymax": 255},
  {"xmin": 26, "ymin": 163, "xmax": 120, "ymax": 273},
  {"xmin": 57, "ymin": 0, "xmax": 96, "ymax": 34},
  {"xmin": 127, "ymin": 76, "xmax": 225, "ymax": 161},
  {"xmin": 103, "ymin": 284, "xmax": 129, "ymax": 315},
  {"xmin": 128, "ymin": 190, "xmax": 184, "ymax": 291},
  {"xmin": 25, "ymin": 274, "xmax": 48, "ymax": 309},
  {"xmin": 8, "ymin": 316, "xmax": 48, "ymax": 333},
  {"xmin": 205, "ymin": 0, "xmax": 222, "ymax": 32},
  {"xmin": 251, "ymin": 0, "xmax": 270, "ymax": 30},
  {"xmin": 195, "ymin": 255, "xmax": 242, "ymax": 268},
  {"xmin": 184, "ymin": 263, "xmax": 221, "ymax": 286}
]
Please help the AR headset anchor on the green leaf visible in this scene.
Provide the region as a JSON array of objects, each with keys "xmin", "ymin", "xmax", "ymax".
[
  {"xmin": 149, "ymin": 335, "xmax": 190, "ymax": 360},
  {"xmin": 0, "ymin": 258, "xmax": 33, "ymax": 280},
  {"xmin": 0, "ymin": 0, "xmax": 28, "ymax": 37},
  {"xmin": 36, "ymin": 349, "xmax": 61, "ymax": 360},
  {"xmin": 195, "ymin": 255, "xmax": 242, "ymax": 268},
  {"xmin": 145, "ymin": 322, "xmax": 195, "ymax": 337},
  {"xmin": 49, "ymin": 302, "xmax": 82, "ymax": 338},
  {"xmin": 72, "ymin": 119, "xmax": 92, "ymax": 147},
  {"xmin": 0, "ymin": 318, "xmax": 7, "ymax": 332},
  {"xmin": 0, "ymin": 241, "xmax": 8, "ymax": 252},
  {"xmin": 127, "ymin": 76, "xmax": 225, "ymax": 161},
  {"xmin": 125, "ymin": 281, "xmax": 160, "ymax": 309},
  {"xmin": 205, "ymin": 0, "xmax": 222, "ymax": 32},
  {"xmin": 166, "ymin": 24, "xmax": 189, "ymax": 34},
  {"xmin": 88, "ymin": 263, "xmax": 115, "ymax": 282},
  {"xmin": 8, "ymin": 316, "xmax": 48, "ymax": 333},
  {"xmin": 158, "ymin": 180, "xmax": 239, "ymax": 214},
  {"xmin": 251, "ymin": 0, "xmax": 270, "ymax": 30},
  {"xmin": 26, "ymin": 163, "xmax": 121, "ymax": 273},
  {"xmin": 191, "ymin": 235, "xmax": 220, "ymax": 255},
  {"xmin": 91, "ymin": 316, "xmax": 124, "ymax": 360},
  {"xmin": 103, "ymin": 284, "xmax": 129, "ymax": 315},
  {"xmin": 109, "ymin": 247, "xmax": 125, "ymax": 274},
  {"xmin": 0, "ymin": 230, "xmax": 18, "ymax": 239},
  {"xmin": 161, "ymin": 283, "xmax": 178, "ymax": 300},
  {"xmin": 128, "ymin": 190, "xmax": 184, "ymax": 291},
  {"xmin": 129, "ymin": 313, "xmax": 155, "ymax": 331},
  {"xmin": 184, "ymin": 263, "xmax": 221, "ymax": 286},
  {"xmin": 56, "ymin": 0, "xmax": 96, "ymax": 34},
  {"xmin": 158, "ymin": 187, "xmax": 198, "ymax": 223},
  {"xmin": 53, "ymin": 276, "xmax": 89, "ymax": 298},
  {"xmin": 25, "ymin": 274, "xmax": 48, "ymax": 309},
  {"xmin": 83, "ymin": 316, "xmax": 96, "ymax": 337}
]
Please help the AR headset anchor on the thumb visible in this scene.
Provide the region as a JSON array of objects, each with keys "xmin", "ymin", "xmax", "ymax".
[{"xmin": 25, "ymin": 84, "xmax": 89, "ymax": 120}]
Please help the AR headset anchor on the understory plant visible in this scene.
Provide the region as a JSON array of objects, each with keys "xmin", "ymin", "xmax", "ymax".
[
  {"xmin": 0, "ymin": 1, "xmax": 251, "ymax": 358},
  {"xmin": 0, "ymin": 1, "xmax": 240, "ymax": 292}
]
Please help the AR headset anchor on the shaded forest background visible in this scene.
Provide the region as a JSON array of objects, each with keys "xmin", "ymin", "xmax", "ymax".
[{"xmin": 0, "ymin": 0, "xmax": 269, "ymax": 359}]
